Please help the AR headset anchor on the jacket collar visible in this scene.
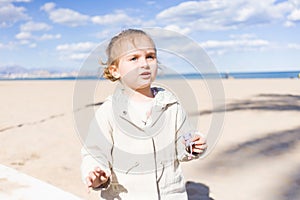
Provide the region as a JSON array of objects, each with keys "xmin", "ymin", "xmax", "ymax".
[{"xmin": 110, "ymin": 83, "xmax": 178, "ymax": 135}]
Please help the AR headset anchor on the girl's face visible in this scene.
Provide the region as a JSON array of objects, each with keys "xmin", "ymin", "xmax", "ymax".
[{"xmin": 114, "ymin": 45, "xmax": 158, "ymax": 91}]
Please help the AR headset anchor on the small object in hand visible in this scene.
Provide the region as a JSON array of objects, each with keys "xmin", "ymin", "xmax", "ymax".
[{"xmin": 182, "ymin": 132, "xmax": 195, "ymax": 159}]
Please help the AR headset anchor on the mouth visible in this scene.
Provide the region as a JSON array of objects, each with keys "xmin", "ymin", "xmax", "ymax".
[
  {"xmin": 139, "ymin": 71, "xmax": 152, "ymax": 79},
  {"xmin": 140, "ymin": 71, "xmax": 151, "ymax": 76}
]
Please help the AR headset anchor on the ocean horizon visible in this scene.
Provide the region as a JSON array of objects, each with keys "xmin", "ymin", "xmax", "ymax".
[{"xmin": 0, "ymin": 70, "xmax": 299, "ymax": 81}]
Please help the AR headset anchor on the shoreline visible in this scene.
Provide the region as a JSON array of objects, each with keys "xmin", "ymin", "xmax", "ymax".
[{"xmin": 0, "ymin": 69, "xmax": 299, "ymax": 81}]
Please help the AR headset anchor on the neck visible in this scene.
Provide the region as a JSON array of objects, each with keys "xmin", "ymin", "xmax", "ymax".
[{"xmin": 124, "ymin": 86, "xmax": 153, "ymax": 102}]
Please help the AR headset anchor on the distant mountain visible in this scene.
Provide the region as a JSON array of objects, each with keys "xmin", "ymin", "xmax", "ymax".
[
  {"xmin": 0, "ymin": 65, "xmax": 102, "ymax": 79},
  {"xmin": 0, "ymin": 65, "xmax": 86, "ymax": 79},
  {"xmin": 0, "ymin": 65, "xmax": 29, "ymax": 74}
]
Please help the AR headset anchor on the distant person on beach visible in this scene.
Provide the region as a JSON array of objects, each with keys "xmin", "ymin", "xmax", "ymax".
[{"xmin": 80, "ymin": 29, "xmax": 207, "ymax": 199}]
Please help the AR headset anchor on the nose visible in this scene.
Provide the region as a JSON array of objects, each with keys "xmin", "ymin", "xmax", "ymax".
[{"xmin": 139, "ymin": 57, "xmax": 150, "ymax": 68}]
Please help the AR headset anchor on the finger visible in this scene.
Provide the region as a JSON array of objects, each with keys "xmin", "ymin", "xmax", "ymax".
[
  {"xmin": 193, "ymin": 148, "xmax": 204, "ymax": 154},
  {"xmin": 85, "ymin": 177, "xmax": 92, "ymax": 193},
  {"xmin": 194, "ymin": 142, "xmax": 207, "ymax": 147},
  {"xmin": 85, "ymin": 176, "xmax": 92, "ymax": 187},
  {"xmin": 199, "ymin": 136, "xmax": 207, "ymax": 143},
  {"xmin": 192, "ymin": 144, "xmax": 207, "ymax": 153},
  {"xmin": 94, "ymin": 167, "xmax": 103, "ymax": 177},
  {"xmin": 94, "ymin": 170, "xmax": 108, "ymax": 182},
  {"xmin": 193, "ymin": 144, "xmax": 207, "ymax": 151},
  {"xmin": 100, "ymin": 175, "xmax": 107, "ymax": 182},
  {"xmin": 192, "ymin": 136, "xmax": 207, "ymax": 145},
  {"xmin": 86, "ymin": 185, "xmax": 91, "ymax": 193},
  {"xmin": 100, "ymin": 170, "xmax": 108, "ymax": 179},
  {"xmin": 94, "ymin": 167, "xmax": 108, "ymax": 177},
  {"xmin": 194, "ymin": 138, "xmax": 206, "ymax": 145},
  {"xmin": 191, "ymin": 135, "xmax": 200, "ymax": 142},
  {"xmin": 194, "ymin": 144, "xmax": 207, "ymax": 150},
  {"xmin": 93, "ymin": 171, "xmax": 101, "ymax": 178},
  {"xmin": 194, "ymin": 141, "xmax": 206, "ymax": 147},
  {"xmin": 94, "ymin": 166, "xmax": 102, "ymax": 173},
  {"xmin": 88, "ymin": 171, "xmax": 97, "ymax": 182}
]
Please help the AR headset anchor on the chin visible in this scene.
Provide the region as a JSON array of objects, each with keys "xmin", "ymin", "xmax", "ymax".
[{"xmin": 135, "ymin": 82, "xmax": 152, "ymax": 90}]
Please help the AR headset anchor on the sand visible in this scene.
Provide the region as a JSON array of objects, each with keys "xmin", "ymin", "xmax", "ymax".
[{"xmin": 0, "ymin": 79, "xmax": 299, "ymax": 200}]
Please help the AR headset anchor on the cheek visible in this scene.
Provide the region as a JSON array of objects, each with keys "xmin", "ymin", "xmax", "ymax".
[
  {"xmin": 151, "ymin": 64, "xmax": 158, "ymax": 74},
  {"xmin": 118, "ymin": 62, "xmax": 135, "ymax": 77},
  {"xmin": 119, "ymin": 66, "xmax": 139, "ymax": 81}
]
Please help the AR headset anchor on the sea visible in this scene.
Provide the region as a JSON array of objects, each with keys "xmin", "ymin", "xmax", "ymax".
[
  {"xmin": 182, "ymin": 70, "xmax": 300, "ymax": 79},
  {"xmin": 0, "ymin": 70, "xmax": 299, "ymax": 80}
]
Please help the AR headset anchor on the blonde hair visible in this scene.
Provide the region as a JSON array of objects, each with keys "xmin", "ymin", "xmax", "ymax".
[{"xmin": 102, "ymin": 29, "xmax": 156, "ymax": 82}]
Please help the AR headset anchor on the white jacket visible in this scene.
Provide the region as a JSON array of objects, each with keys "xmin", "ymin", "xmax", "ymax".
[{"xmin": 81, "ymin": 85, "xmax": 204, "ymax": 200}]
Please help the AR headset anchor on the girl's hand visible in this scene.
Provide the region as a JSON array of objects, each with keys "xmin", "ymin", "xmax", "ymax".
[
  {"xmin": 85, "ymin": 167, "xmax": 109, "ymax": 193},
  {"xmin": 190, "ymin": 135, "xmax": 207, "ymax": 155}
]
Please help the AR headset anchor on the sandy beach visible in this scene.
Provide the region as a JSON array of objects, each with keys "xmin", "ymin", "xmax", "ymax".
[{"xmin": 0, "ymin": 79, "xmax": 299, "ymax": 200}]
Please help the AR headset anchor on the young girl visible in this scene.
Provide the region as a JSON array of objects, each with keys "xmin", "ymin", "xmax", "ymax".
[{"xmin": 81, "ymin": 29, "xmax": 207, "ymax": 200}]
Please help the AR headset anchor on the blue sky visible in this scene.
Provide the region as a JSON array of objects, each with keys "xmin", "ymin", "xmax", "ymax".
[{"xmin": 1, "ymin": 0, "xmax": 300, "ymax": 73}]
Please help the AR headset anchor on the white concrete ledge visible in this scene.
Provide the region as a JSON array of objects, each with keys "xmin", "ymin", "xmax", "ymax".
[{"xmin": 0, "ymin": 164, "xmax": 83, "ymax": 200}]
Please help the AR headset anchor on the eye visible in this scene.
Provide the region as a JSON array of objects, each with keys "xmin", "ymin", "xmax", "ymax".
[
  {"xmin": 146, "ymin": 54, "xmax": 156, "ymax": 60},
  {"xmin": 146, "ymin": 55, "xmax": 154, "ymax": 59},
  {"xmin": 130, "ymin": 56, "xmax": 138, "ymax": 61}
]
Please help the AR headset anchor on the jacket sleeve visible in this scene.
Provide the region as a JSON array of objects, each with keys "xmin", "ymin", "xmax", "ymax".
[
  {"xmin": 175, "ymin": 103, "xmax": 207, "ymax": 162},
  {"xmin": 80, "ymin": 101, "xmax": 113, "ymax": 187}
]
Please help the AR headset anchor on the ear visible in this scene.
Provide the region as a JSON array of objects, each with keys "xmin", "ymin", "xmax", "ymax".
[{"xmin": 108, "ymin": 65, "xmax": 120, "ymax": 79}]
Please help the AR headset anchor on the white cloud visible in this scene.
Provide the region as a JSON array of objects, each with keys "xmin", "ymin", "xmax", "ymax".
[
  {"xmin": 200, "ymin": 34, "xmax": 270, "ymax": 55},
  {"xmin": 10, "ymin": 0, "xmax": 31, "ymax": 2},
  {"xmin": 146, "ymin": 1, "xmax": 156, "ymax": 6},
  {"xmin": 156, "ymin": 1, "xmax": 207, "ymax": 22},
  {"xmin": 288, "ymin": 43, "xmax": 300, "ymax": 49},
  {"xmin": 19, "ymin": 39, "xmax": 30, "ymax": 45},
  {"xmin": 15, "ymin": 31, "xmax": 32, "ymax": 40},
  {"xmin": 20, "ymin": 21, "xmax": 52, "ymax": 32},
  {"xmin": 156, "ymin": 0, "xmax": 298, "ymax": 31},
  {"xmin": 56, "ymin": 42, "xmax": 97, "ymax": 52},
  {"xmin": 95, "ymin": 29, "xmax": 115, "ymax": 39},
  {"xmin": 235, "ymin": 6, "xmax": 256, "ymax": 22},
  {"xmin": 163, "ymin": 24, "xmax": 191, "ymax": 35},
  {"xmin": 91, "ymin": 10, "xmax": 141, "ymax": 26},
  {"xmin": 156, "ymin": 1, "xmax": 237, "ymax": 31},
  {"xmin": 68, "ymin": 53, "xmax": 89, "ymax": 60},
  {"xmin": 17, "ymin": 39, "xmax": 36, "ymax": 48},
  {"xmin": 283, "ymin": 1, "xmax": 300, "ymax": 26},
  {"xmin": 56, "ymin": 42, "xmax": 98, "ymax": 61},
  {"xmin": 229, "ymin": 34, "xmax": 257, "ymax": 40},
  {"xmin": 40, "ymin": 2, "xmax": 55, "ymax": 12},
  {"xmin": 41, "ymin": 2, "xmax": 89, "ymax": 27},
  {"xmin": 41, "ymin": 3, "xmax": 142, "ymax": 28},
  {"xmin": 10, "ymin": 19, "xmax": 57, "ymax": 49},
  {"xmin": 39, "ymin": 34, "xmax": 61, "ymax": 40},
  {"xmin": 201, "ymin": 39, "xmax": 269, "ymax": 49},
  {"xmin": 28, "ymin": 43, "xmax": 36, "ymax": 48},
  {"xmin": 287, "ymin": 9, "xmax": 300, "ymax": 21},
  {"xmin": 17, "ymin": 20, "xmax": 60, "ymax": 44},
  {"xmin": 16, "ymin": 31, "xmax": 61, "ymax": 42},
  {"xmin": 0, "ymin": 1, "xmax": 29, "ymax": 27},
  {"xmin": 284, "ymin": 20, "xmax": 295, "ymax": 27},
  {"xmin": 0, "ymin": 43, "xmax": 5, "ymax": 49}
]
